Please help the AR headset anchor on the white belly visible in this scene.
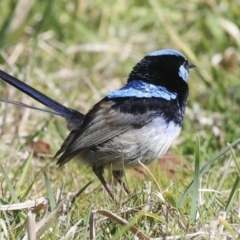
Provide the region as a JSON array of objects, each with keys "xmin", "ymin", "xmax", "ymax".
[{"xmin": 84, "ymin": 117, "xmax": 181, "ymax": 170}]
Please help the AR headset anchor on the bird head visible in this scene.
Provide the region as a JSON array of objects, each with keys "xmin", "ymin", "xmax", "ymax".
[{"xmin": 128, "ymin": 49, "xmax": 195, "ymax": 94}]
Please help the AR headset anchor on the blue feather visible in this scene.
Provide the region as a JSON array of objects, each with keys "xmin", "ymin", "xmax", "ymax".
[
  {"xmin": 107, "ymin": 80, "xmax": 177, "ymax": 100},
  {"xmin": 178, "ymin": 65, "xmax": 189, "ymax": 82},
  {"xmin": 147, "ymin": 49, "xmax": 187, "ymax": 59}
]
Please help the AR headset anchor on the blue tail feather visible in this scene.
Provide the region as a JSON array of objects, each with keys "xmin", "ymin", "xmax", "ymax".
[{"xmin": 0, "ymin": 70, "xmax": 84, "ymax": 123}]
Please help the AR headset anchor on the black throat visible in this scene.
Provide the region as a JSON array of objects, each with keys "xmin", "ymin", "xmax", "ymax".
[{"xmin": 110, "ymin": 97, "xmax": 187, "ymax": 126}]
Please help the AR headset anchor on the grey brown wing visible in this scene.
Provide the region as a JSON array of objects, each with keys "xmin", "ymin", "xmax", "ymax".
[{"xmin": 56, "ymin": 99, "xmax": 149, "ymax": 167}]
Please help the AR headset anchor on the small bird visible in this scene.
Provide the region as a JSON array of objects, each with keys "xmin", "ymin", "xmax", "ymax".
[{"xmin": 0, "ymin": 49, "xmax": 195, "ymax": 200}]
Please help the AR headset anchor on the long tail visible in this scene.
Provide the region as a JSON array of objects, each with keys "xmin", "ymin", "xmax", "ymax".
[
  {"xmin": 0, "ymin": 70, "xmax": 85, "ymax": 129},
  {"xmin": 0, "ymin": 98, "xmax": 65, "ymax": 116}
]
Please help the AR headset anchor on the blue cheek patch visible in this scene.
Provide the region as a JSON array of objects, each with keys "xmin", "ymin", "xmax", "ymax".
[
  {"xmin": 178, "ymin": 65, "xmax": 189, "ymax": 82},
  {"xmin": 107, "ymin": 80, "xmax": 177, "ymax": 100}
]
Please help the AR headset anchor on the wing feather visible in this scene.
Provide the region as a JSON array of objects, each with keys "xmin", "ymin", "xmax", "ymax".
[{"xmin": 57, "ymin": 99, "xmax": 150, "ymax": 166}]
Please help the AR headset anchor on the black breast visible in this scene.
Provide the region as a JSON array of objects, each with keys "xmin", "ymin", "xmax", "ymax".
[{"xmin": 109, "ymin": 95, "xmax": 188, "ymax": 126}]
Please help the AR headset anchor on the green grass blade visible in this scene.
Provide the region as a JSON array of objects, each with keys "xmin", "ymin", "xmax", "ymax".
[
  {"xmin": 225, "ymin": 176, "xmax": 240, "ymax": 214},
  {"xmin": 43, "ymin": 169, "xmax": 56, "ymax": 211},
  {"xmin": 17, "ymin": 151, "xmax": 33, "ymax": 193},
  {"xmin": 179, "ymin": 137, "xmax": 240, "ymax": 206},
  {"xmin": 53, "ymin": 118, "xmax": 67, "ymax": 140},
  {"xmin": 190, "ymin": 136, "xmax": 200, "ymax": 221},
  {"xmin": 0, "ymin": 1, "xmax": 17, "ymax": 47},
  {"xmin": 228, "ymin": 143, "xmax": 240, "ymax": 177},
  {"xmin": 70, "ymin": 181, "xmax": 93, "ymax": 206},
  {"xmin": 206, "ymin": 157, "xmax": 232, "ymax": 209},
  {"xmin": 20, "ymin": 181, "xmax": 35, "ymax": 201},
  {"xmin": 0, "ymin": 164, "xmax": 19, "ymax": 203}
]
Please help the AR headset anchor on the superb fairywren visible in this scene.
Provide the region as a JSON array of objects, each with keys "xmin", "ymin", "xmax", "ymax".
[{"xmin": 0, "ymin": 49, "xmax": 195, "ymax": 200}]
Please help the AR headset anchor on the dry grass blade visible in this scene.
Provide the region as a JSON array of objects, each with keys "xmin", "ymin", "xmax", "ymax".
[
  {"xmin": 90, "ymin": 209, "xmax": 150, "ymax": 240},
  {"xmin": 35, "ymin": 197, "xmax": 66, "ymax": 239},
  {"xmin": 27, "ymin": 211, "xmax": 36, "ymax": 240},
  {"xmin": 0, "ymin": 197, "xmax": 49, "ymax": 211},
  {"xmin": 138, "ymin": 161, "xmax": 163, "ymax": 196},
  {"xmin": 0, "ymin": 219, "xmax": 9, "ymax": 239},
  {"xmin": 150, "ymin": 232, "xmax": 209, "ymax": 240},
  {"xmin": 21, "ymin": 197, "xmax": 66, "ymax": 240},
  {"xmin": 60, "ymin": 219, "xmax": 84, "ymax": 240}
]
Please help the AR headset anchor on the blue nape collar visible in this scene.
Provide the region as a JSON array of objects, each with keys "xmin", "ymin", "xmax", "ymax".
[{"xmin": 107, "ymin": 80, "xmax": 177, "ymax": 100}]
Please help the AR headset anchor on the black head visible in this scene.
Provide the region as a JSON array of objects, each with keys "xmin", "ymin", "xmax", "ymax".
[{"xmin": 128, "ymin": 49, "xmax": 195, "ymax": 95}]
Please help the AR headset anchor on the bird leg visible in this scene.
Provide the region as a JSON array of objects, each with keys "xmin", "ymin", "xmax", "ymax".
[
  {"xmin": 112, "ymin": 170, "xmax": 130, "ymax": 194},
  {"xmin": 92, "ymin": 166, "xmax": 115, "ymax": 200}
]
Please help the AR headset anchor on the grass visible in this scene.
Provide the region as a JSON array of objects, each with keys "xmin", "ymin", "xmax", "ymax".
[{"xmin": 0, "ymin": 0, "xmax": 240, "ymax": 239}]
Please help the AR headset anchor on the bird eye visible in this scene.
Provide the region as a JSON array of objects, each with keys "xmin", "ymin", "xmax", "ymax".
[{"xmin": 183, "ymin": 61, "xmax": 189, "ymax": 69}]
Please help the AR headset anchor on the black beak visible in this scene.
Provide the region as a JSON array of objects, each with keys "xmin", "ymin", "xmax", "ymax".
[{"xmin": 188, "ymin": 62, "xmax": 196, "ymax": 69}]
